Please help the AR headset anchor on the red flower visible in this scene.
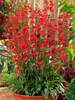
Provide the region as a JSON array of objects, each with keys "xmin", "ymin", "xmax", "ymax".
[
  {"xmin": 2, "ymin": 49, "xmax": 7, "ymax": 53},
  {"xmin": 36, "ymin": 61, "xmax": 43, "ymax": 65},
  {"xmin": 0, "ymin": 0, "xmax": 3, "ymax": 7},
  {"xmin": 10, "ymin": 48, "xmax": 17, "ymax": 52},
  {"xmin": 60, "ymin": 54, "xmax": 67, "ymax": 61},
  {"xmin": 50, "ymin": 0, "xmax": 54, "ymax": 13},
  {"xmin": 31, "ymin": 34, "xmax": 39, "ymax": 42},
  {"xmin": 50, "ymin": 6, "xmax": 54, "ymax": 13},
  {"xmin": 4, "ymin": 2, "xmax": 71, "ymax": 70},
  {"xmin": 31, "ymin": 43, "xmax": 36, "ymax": 48},
  {"xmin": 5, "ymin": 6, "xmax": 12, "ymax": 11},
  {"xmin": 46, "ymin": 52, "xmax": 53, "ymax": 57},
  {"xmin": 24, "ymin": 55, "xmax": 28, "ymax": 61}
]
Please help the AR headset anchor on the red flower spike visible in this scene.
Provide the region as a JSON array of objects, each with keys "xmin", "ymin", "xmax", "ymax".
[
  {"xmin": 46, "ymin": 52, "xmax": 53, "ymax": 57},
  {"xmin": 4, "ymin": 2, "xmax": 71, "ymax": 70}
]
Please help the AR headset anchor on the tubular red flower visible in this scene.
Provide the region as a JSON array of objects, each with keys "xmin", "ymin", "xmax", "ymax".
[{"xmin": 4, "ymin": 2, "xmax": 71, "ymax": 69}]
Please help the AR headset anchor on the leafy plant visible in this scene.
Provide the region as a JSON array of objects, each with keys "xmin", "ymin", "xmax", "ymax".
[
  {"xmin": 0, "ymin": 0, "xmax": 12, "ymax": 39},
  {"xmin": 59, "ymin": 0, "xmax": 75, "ymax": 40},
  {"xmin": 66, "ymin": 78, "xmax": 75, "ymax": 100},
  {"xmin": 4, "ymin": 0, "xmax": 71, "ymax": 98},
  {"xmin": 65, "ymin": 40, "xmax": 75, "ymax": 67},
  {"xmin": 59, "ymin": 0, "xmax": 75, "ymax": 14},
  {"xmin": 0, "ymin": 0, "xmax": 12, "ymax": 14},
  {"xmin": 0, "ymin": 72, "xmax": 15, "ymax": 87},
  {"xmin": 10, "ymin": 62, "xmax": 63, "ymax": 98}
]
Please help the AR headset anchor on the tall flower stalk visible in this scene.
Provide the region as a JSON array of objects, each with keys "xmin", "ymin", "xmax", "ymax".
[
  {"xmin": 3, "ymin": 0, "xmax": 71, "ymax": 97},
  {"xmin": 4, "ymin": 0, "xmax": 71, "ymax": 69}
]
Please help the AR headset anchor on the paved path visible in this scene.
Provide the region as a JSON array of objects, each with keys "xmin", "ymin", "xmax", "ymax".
[
  {"xmin": 0, "ymin": 92, "xmax": 15, "ymax": 100},
  {"xmin": 0, "ymin": 87, "xmax": 15, "ymax": 100}
]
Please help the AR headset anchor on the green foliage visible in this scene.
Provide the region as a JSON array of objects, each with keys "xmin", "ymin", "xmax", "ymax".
[
  {"xmin": 66, "ymin": 78, "xmax": 75, "ymax": 100},
  {"xmin": 66, "ymin": 40, "xmax": 75, "ymax": 63},
  {"xmin": 59, "ymin": 0, "xmax": 75, "ymax": 14},
  {"xmin": 69, "ymin": 20, "xmax": 75, "ymax": 40},
  {"xmin": 61, "ymin": 4, "xmax": 75, "ymax": 14},
  {"xmin": 59, "ymin": 0, "xmax": 69, "ymax": 5},
  {"xmin": 0, "ymin": 0, "xmax": 11, "ymax": 14},
  {"xmin": 71, "ymin": 21, "xmax": 75, "ymax": 30},
  {"xmin": 2, "ymin": 72, "xmax": 13, "ymax": 81},
  {"xmin": 59, "ymin": 0, "xmax": 75, "ymax": 67},
  {"xmin": 0, "ymin": 72, "xmax": 15, "ymax": 87},
  {"xmin": 11, "ymin": 1, "xmax": 25, "ymax": 14},
  {"xmin": 10, "ymin": 60, "xmax": 63, "ymax": 98},
  {"xmin": 59, "ymin": 0, "xmax": 75, "ymax": 40},
  {"xmin": 69, "ymin": 31, "xmax": 75, "ymax": 40}
]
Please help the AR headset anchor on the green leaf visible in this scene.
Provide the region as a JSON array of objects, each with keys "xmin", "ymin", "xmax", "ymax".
[
  {"xmin": 69, "ymin": 33, "xmax": 75, "ymax": 40},
  {"xmin": 71, "ymin": 21, "xmax": 75, "ymax": 30},
  {"xmin": 0, "ymin": 11, "xmax": 3, "ymax": 14}
]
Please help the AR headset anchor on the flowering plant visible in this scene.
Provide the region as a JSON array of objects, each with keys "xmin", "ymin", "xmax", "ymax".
[
  {"xmin": 5, "ymin": 0, "xmax": 71, "ymax": 98},
  {"xmin": 0, "ymin": 0, "xmax": 12, "ymax": 39}
]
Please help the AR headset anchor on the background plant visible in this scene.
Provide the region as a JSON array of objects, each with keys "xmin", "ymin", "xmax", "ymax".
[
  {"xmin": 59, "ymin": 0, "xmax": 75, "ymax": 62},
  {"xmin": 65, "ymin": 78, "xmax": 75, "ymax": 100},
  {"xmin": 0, "ymin": 0, "xmax": 12, "ymax": 39}
]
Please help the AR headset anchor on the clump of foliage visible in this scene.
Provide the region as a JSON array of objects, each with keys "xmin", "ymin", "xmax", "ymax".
[
  {"xmin": 0, "ymin": 0, "xmax": 12, "ymax": 39},
  {"xmin": 66, "ymin": 78, "xmax": 75, "ymax": 100}
]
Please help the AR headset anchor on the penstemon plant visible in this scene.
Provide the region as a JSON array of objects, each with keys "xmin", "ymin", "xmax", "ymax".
[{"xmin": 4, "ymin": 0, "xmax": 71, "ymax": 98}]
